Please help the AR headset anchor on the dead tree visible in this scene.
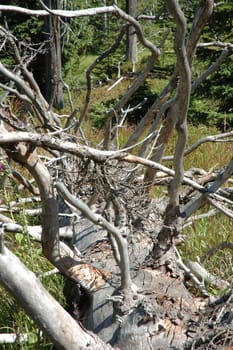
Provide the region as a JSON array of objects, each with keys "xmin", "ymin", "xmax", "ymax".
[{"xmin": 0, "ymin": 2, "xmax": 233, "ymax": 349}]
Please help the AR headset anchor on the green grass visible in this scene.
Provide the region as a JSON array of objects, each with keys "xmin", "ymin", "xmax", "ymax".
[
  {"xmin": 0, "ymin": 276, "xmax": 65, "ymax": 349},
  {"xmin": 174, "ymin": 125, "xmax": 233, "ymax": 294},
  {"xmin": 180, "ymin": 212, "xmax": 232, "ymax": 294},
  {"xmin": 0, "ymin": 175, "xmax": 66, "ymax": 349}
]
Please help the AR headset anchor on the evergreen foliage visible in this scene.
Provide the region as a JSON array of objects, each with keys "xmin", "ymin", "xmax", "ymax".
[{"xmin": 1, "ymin": 1, "xmax": 231, "ymax": 128}]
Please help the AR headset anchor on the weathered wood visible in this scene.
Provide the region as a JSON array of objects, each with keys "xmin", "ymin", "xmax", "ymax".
[{"xmin": 0, "ymin": 247, "xmax": 112, "ymax": 350}]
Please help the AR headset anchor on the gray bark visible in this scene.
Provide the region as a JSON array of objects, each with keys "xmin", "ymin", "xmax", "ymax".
[
  {"xmin": 44, "ymin": 0, "xmax": 64, "ymax": 109},
  {"xmin": 126, "ymin": 0, "xmax": 137, "ymax": 63},
  {"xmin": 0, "ymin": 246, "xmax": 112, "ymax": 350}
]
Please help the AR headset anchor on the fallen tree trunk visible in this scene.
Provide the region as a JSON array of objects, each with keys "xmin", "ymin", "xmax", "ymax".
[{"xmin": 0, "ymin": 243, "xmax": 113, "ymax": 350}]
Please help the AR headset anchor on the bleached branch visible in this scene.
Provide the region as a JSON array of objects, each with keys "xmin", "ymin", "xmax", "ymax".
[
  {"xmin": 0, "ymin": 333, "xmax": 29, "ymax": 344},
  {"xmin": 0, "ymin": 5, "xmax": 116, "ymax": 18},
  {"xmin": 0, "ymin": 246, "xmax": 113, "ymax": 349},
  {"xmin": 56, "ymin": 182, "xmax": 133, "ymax": 290},
  {"xmin": 197, "ymin": 41, "xmax": 233, "ymax": 49},
  {"xmin": 181, "ymin": 157, "xmax": 233, "ymax": 219},
  {"xmin": 163, "ymin": 130, "xmax": 233, "ymax": 161},
  {"xmin": 175, "ymin": 248, "xmax": 209, "ymax": 296}
]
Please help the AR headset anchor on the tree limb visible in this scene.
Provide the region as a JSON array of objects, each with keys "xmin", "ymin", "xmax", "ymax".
[
  {"xmin": 164, "ymin": 0, "xmax": 191, "ymax": 216},
  {"xmin": 0, "ymin": 246, "xmax": 113, "ymax": 350},
  {"xmin": 163, "ymin": 130, "xmax": 233, "ymax": 161},
  {"xmin": 56, "ymin": 182, "xmax": 133, "ymax": 290},
  {"xmin": 181, "ymin": 157, "xmax": 233, "ymax": 219}
]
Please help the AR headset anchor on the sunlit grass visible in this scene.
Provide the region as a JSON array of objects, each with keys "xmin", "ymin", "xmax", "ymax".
[{"xmin": 180, "ymin": 212, "xmax": 233, "ymax": 292}]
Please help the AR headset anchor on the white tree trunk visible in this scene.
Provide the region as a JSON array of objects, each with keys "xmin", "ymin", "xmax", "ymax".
[{"xmin": 0, "ymin": 246, "xmax": 112, "ymax": 350}]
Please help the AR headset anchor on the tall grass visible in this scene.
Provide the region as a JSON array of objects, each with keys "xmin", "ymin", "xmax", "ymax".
[{"xmin": 178, "ymin": 125, "xmax": 232, "ymax": 292}]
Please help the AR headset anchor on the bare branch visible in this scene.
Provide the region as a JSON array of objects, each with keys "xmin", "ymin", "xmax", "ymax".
[
  {"xmin": 181, "ymin": 157, "xmax": 233, "ymax": 219},
  {"xmin": 0, "ymin": 5, "xmax": 116, "ymax": 18},
  {"xmin": 197, "ymin": 41, "xmax": 233, "ymax": 49},
  {"xmin": 163, "ymin": 130, "xmax": 233, "ymax": 161},
  {"xmin": 164, "ymin": 0, "xmax": 191, "ymax": 215},
  {"xmin": 0, "ymin": 135, "xmax": 110, "ymax": 293},
  {"xmin": 187, "ymin": 0, "xmax": 214, "ymax": 66},
  {"xmin": 0, "ymin": 333, "xmax": 29, "ymax": 344},
  {"xmin": 185, "ymin": 260, "xmax": 229, "ymax": 290},
  {"xmin": 125, "ymin": 0, "xmax": 214, "ymax": 152},
  {"xmin": 0, "ymin": 223, "xmax": 6, "ymax": 254},
  {"xmin": 56, "ymin": 182, "xmax": 133, "ymax": 290},
  {"xmin": 207, "ymin": 196, "xmax": 233, "ymax": 219},
  {"xmin": 74, "ymin": 25, "xmax": 127, "ymax": 131},
  {"xmin": 192, "ymin": 48, "xmax": 231, "ymax": 93},
  {"xmin": 0, "ymin": 130, "xmax": 128, "ymax": 162},
  {"xmin": 123, "ymin": 154, "xmax": 206, "ymax": 191},
  {"xmin": 0, "ymin": 27, "xmax": 45, "ymax": 98},
  {"xmin": 201, "ymin": 241, "xmax": 233, "ymax": 263},
  {"xmin": 182, "ymin": 209, "xmax": 218, "ymax": 229},
  {"xmin": 175, "ymin": 247, "xmax": 209, "ymax": 296},
  {"xmin": 103, "ymin": 6, "xmax": 160, "ymax": 149}
]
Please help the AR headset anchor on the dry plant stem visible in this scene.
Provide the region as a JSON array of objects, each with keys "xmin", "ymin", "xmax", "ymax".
[{"xmin": 56, "ymin": 181, "xmax": 133, "ymax": 290}]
